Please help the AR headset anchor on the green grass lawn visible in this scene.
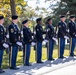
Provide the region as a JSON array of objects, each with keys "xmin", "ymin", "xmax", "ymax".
[{"xmin": 2, "ymin": 45, "xmax": 76, "ymax": 69}]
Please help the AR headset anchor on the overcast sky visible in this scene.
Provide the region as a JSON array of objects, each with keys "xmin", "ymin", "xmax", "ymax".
[
  {"xmin": 27, "ymin": 0, "xmax": 60, "ymax": 10},
  {"xmin": 26, "ymin": 0, "xmax": 60, "ymax": 17},
  {"xmin": 27, "ymin": 0, "xmax": 50, "ymax": 9}
]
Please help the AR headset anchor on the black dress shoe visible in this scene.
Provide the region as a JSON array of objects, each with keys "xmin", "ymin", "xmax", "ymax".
[
  {"xmin": 10, "ymin": 67, "xmax": 19, "ymax": 70},
  {"xmin": 59, "ymin": 56, "xmax": 66, "ymax": 59},
  {"xmin": 37, "ymin": 61, "xmax": 44, "ymax": 63},
  {"xmin": 70, "ymin": 55, "xmax": 74, "ymax": 57},
  {"xmin": 63, "ymin": 56, "xmax": 66, "ymax": 58},
  {"xmin": 48, "ymin": 58, "xmax": 55, "ymax": 61},
  {"xmin": 0, "ymin": 69, "xmax": 5, "ymax": 73},
  {"xmin": 24, "ymin": 63, "xmax": 32, "ymax": 66},
  {"xmin": 70, "ymin": 54, "xmax": 76, "ymax": 57}
]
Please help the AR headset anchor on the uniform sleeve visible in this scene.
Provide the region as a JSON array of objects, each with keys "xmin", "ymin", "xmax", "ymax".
[
  {"xmin": 8, "ymin": 25, "xmax": 17, "ymax": 42},
  {"xmin": 68, "ymin": 22, "xmax": 75, "ymax": 35},
  {"xmin": 35, "ymin": 26, "xmax": 43, "ymax": 40},
  {"xmin": 0, "ymin": 27, "xmax": 5, "ymax": 43},
  {"xmin": 47, "ymin": 26, "xmax": 54, "ymax": 38},
  {"xmin": 58, "ymin": 23, "xmax": 65, "ymax": 36},
  {"xmin": 23, "ymin": 28, "xmax": 32, "ymax": 42},
  {"xmin": 0, "ymin": 28, "xmax": 3, "ymax": 43}
]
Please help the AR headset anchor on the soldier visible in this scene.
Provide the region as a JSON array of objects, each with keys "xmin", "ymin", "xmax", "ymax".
[
  {"xmin": 68, "ymin": 15, "xmax": 76, "ymax": 56},
  {"xmin": 35, "ymin": 18, "xmax": 44, "ymax": 63},
  {"xmin": 46, "ymin": 18, "xmax": 55, "ymax": 61},
  {"xmin": 8, "ymin": 15, "xmax": 19, "ymax": 70},
  {"xmin": 58, "ymin": 15, "xmax": 67, "ymax": 59},
  {"xmin": 22, "ymin": 20, "xmax": 32, "ymax": 66},
  {"xmin": 0, "ymin": 15, "xmax": 5, "ymax": 73}
]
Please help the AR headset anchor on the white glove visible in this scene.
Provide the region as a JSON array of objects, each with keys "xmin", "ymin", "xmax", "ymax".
[
  {"xmin": 16, "ymin": 42, "xmax": 22, "ymax": 47},
  {"xmin": 6, "ymin": 34, "xmax": 9, "ymax": 38},
  {"xmin": 52, "ymin": 37, "xmax": 58, "ymax": 43},
  {"xmin": 43, "ymin": 36, "xmax": 45, "ymax": 39},
  {"xmin": 31, "ymin": 42, "xmax": 36, "ymax": 46},
  {"xmin": 34, "ymin": 31, "xmax": 36, "ymax": 35},
  {"xmin": 21, "ymin": 31, "xmax": 23, "ymax": 35},
  {"xmin": 44, "ymin": 40, "xmax": 49, "ymax": 43},
  {"xmin": 3, "ymin": 43, "xmax": 9, "ymax": 48},
  {"xmin": 42, "ymin": 40, "xmax": 47, "ymax": 45},
  {"xmin": 64, "ymin": 36, "xmax": 69, "ymax": 39}
]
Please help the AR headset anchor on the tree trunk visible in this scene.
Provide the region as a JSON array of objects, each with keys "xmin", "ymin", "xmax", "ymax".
[{"xmin": 10, "ymin": 0, "xmax": 16, "ymax": 15}]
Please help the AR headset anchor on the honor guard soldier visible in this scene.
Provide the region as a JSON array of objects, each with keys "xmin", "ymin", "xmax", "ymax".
[
  {"xmin": 58, "ymin": 15, "xmax": 67, "ymax": 59},
  {"xmin": 35, "ymin": 18, "xmax": 44, "ymax": 63},
  {"xmin": 22, "ymin": 20, "xmax": 32, "ymax": 66},
  {"xmin": 68, "ymin": 15, "xmax": 76, "ymax": 56},
  {"xmin": 8, "ymin": 15, "xmax": 19, "ymax": 70},
  {"xmin": 0, "ymin": 15, "xmax": 5, "ymax": 73},
  {"xmin": 46, "ymin": 18, "xmax": 55, "ymax": 61}
]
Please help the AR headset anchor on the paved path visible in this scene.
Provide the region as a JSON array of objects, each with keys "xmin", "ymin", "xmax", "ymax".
[
  {"xmin": 44, "ymin": 64, "xmax": 76, "ymax": 75},
  {"xmin": 1, "ymin": 57, "xmax": 76, "ymax": 75}
]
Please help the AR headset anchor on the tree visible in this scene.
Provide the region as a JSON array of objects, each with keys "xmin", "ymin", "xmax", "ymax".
[
  {"xmin": 0, "ymin": 0, "xmax": 27, "ymax": 16},
  {"xmin": 10, "ymin": 0, "xmax": 16, "ymax": 15},
  {"xmin": 44, "ymin": 0, "xmax": 76, "ymax": 27},
  {"xmin": 0, "ymin": 0, "xmax": 27, "ymax": 27},
  {"xmin": 51, "ymin": 0, "xmax": 76, "ymax": 15}
]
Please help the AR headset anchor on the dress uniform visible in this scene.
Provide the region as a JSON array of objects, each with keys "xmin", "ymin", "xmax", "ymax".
[
  {"xmin": 58, "ymin": 15, "xmax": 67, "ymax": 58},
  {"xmin": 46, "ymin": 18, "xmax": 55, "ymax": 60},
  {"xmin": 22, "ymin": 20, "xmax": 32, "ymax": 66},
  {"xmin": 0, "ymin": 16, "xmax": 5, "ymax": 73},
  {"xmin": 68, "ymin": 15, "xmax": 76, "ymax": 56},
  {"xmin": 35, "ymin": 18, "xmax": 44, "ymax": 63},
  {"xmin": 8, "ymin": 15, "xmax": 19, "ymax": 70}
]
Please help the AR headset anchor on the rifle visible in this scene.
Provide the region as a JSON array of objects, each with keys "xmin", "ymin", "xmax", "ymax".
[
  {"xmin": 32, "ymin": 25, "xmax": 37, "ymax": 50},
  {"xmin": 5, "ymin": 26, "xmax": 12, "ymax": 67}
]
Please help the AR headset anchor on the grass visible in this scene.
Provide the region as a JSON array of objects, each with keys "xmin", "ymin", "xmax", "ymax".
[{"xmin": 2, "ymin": 45, "xmax": 76, "ymax": 69}]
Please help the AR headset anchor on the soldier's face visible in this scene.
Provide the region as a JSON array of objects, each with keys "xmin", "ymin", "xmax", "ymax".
[
  {"xmin": 48, "ymin": 20, "xmax": 52, "ymax": 24},
  {"xmin": 39, "ymin": 21, "xmax": 42, "ymax": 24},
  {"xmin": 15, "ymin": 19, "xmax": 18, "ymax": 23},
  {"xmin": 61, "ymin": 17, "xmax": 66, "ymax": 22},
  {"xmin": 13, "ymin": 19, "xmax": 18, "ymax": 24},
  {"xmin": 73, "ymin": 18, "xmax": 75, "ymax": 21},
  {"xmin": 71, "ymin": 18, "xmax": 75, "ymax": 21},
  {"xmin": 24, "ymin": 22, "xmax": 28, "ymax": 27},
  {"xmin": 0, "ymin": 19, "xmax": 4, "ymax": 24}
]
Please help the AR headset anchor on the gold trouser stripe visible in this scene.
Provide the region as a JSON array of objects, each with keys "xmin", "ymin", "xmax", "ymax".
[
  {"xmin": 47, "ymin": 41, "xmax": 49, "ymax": 59},
  {"xmin": 24, "ymin": 45, "xmax": 26, "ymax": 65},
  {"xmin": 35, "ymin": 43, "xmax": 37, "ymax": 61},
  {"xmin": 10, "ymin": 47, "xmax": 12, "ymax": 67},
  {"xmin": 58, "ymin": 38, "xmax": 60, "ymax": 58},
  {"xmin": 69, "ymin": 38, "xmax": 72, "ymax": 54}
]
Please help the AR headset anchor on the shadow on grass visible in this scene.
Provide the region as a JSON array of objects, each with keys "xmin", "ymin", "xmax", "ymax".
[{"xmin": 1, "ymin": 45, "xmax": 73, "ymax": 69}]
